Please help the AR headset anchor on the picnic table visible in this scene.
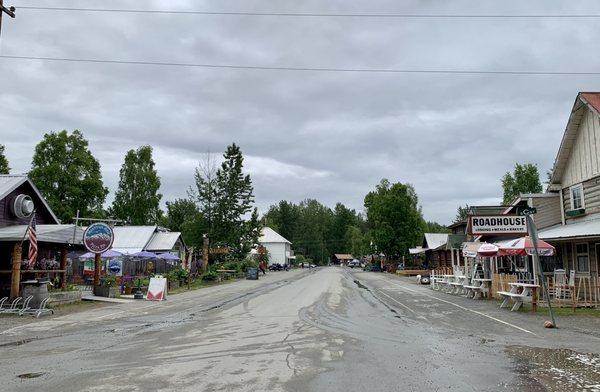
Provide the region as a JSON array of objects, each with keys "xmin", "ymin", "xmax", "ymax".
[
  {"xmin": 464, "ymin": 278, "xmax": 492, "ymax": 299},
  {"xmin": 447, "ymin": 275, "xmax": 468, "ymax": 295},
  {"xmin": 497, "ymin": 282, "xmax": 539, "ymax": 312}
]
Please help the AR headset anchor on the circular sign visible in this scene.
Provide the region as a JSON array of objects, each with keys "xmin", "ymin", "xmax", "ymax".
[{"xmin": 83, "ymin": 223, "xmax": 114, "ymax": 254}]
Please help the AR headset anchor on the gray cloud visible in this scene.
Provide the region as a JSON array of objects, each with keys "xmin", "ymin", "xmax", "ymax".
[{"xmin": 2, "ymin": 0, "xmax": 600, "ymax": 224}]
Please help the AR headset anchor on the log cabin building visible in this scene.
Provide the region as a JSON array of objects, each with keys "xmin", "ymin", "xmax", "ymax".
[{"xmin": 0, "ymin": 175, "xmax": 84, "ymax": 298}]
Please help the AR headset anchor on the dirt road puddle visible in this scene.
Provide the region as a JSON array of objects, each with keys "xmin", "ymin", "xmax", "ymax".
[{"xmin": 507, "ymin": 345, "xmax": 600, "ymax": 391}]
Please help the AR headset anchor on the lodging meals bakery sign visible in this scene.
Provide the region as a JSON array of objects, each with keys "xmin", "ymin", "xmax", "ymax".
[{"xmin": 468, "ymin": 215, "xmax": 528, "ymax": 235}]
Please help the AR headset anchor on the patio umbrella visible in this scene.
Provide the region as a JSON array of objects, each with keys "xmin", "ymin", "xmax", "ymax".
[
  {"xmin": 79, "ymin": 249, "xmax": 124, "ymax": 259},
  {"xmin": 131, "ymin": 250, "xmax": 158, "ymax": 259},
  {"xmin": 157, "ymin": 252, "xmax": 180, "ymax": 261},
  {"xmin": 462, "ymin": 242, "xmax": 499, "ymax": 258},
  {"xmin": 477, "ymin": 243, "xmax": 499, "ymax": 257},
  {"xmin": 497, "ymin": 236, "xmax": 555, "ymax": 257}
]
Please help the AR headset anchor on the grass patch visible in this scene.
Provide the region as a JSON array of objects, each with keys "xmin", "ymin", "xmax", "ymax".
[
  {"xmin": 168, "ymin": 277, "xmax": 240, "ymax": 295},
  {"xmin": 519, "ymin": 303, "xmax": 600, "ymax": 317}
]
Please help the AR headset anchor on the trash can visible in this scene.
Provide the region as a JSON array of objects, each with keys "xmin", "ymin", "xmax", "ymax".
[
  {"xmin": 246, "ymin": 268, "xmax": 259, "ymax": 280},
  {"xmin": 21, "ymin": 280, "xmax": 49, "ymax": 308}
]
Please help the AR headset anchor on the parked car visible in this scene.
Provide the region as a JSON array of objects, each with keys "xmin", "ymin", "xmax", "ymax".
[
  {"xmin": 268, "ymin": 263, "xmax": 289, "ymax": 271},
  {"xmin": 363, "ymin": 264, "xmax": 383, "ymax": 272},
  {"xmin": 347, "ymin": 259, "xmax": 360, "ymax": 268}
]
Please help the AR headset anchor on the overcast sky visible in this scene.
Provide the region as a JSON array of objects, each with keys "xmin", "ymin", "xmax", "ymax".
[{"xmin": 1, "ymin": 0, "xmax": 600, "ymax": 224}]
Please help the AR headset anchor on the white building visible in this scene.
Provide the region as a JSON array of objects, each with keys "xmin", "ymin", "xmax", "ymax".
[{"xmin": 258, "ymin": 227, "xmax": 293, "ymax": 266}]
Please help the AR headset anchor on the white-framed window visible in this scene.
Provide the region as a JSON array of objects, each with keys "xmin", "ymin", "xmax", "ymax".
[
  {"xmin": 575, "ymin": 243, "xmax": 590, "ymax": 273},
  {"xmin": 570, "ymin": 184, "xmax": 585, "ymax": 210}
]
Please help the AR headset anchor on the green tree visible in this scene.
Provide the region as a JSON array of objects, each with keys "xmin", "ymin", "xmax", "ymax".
[
  {"xmin": 454, "ymin": 204, "xmax": 469, "ymax": 223},
  {"xmin": 345, "ymin": 225, "xmax": 368, "ymax": 257},
  {"xmin": 164, "ymin": 198, "xmax": 199, "ymax": 232},
  {"xmin": 30, "ymin": 130, "xmax": 108, "ymax": 222},
  {"xmin": 425, "ymin": 221, "xmax": 450, "ymax": 233},
  {"xmin": 111, "ymin": 145, "xmax": 162, "ymax": 225},
  {"xmin": 502, "ymin": 163, "xmax": 543, "ymax": 204},
  {"xmin": 191, "ymin": 152, "xmax": 218, "ymax": 239},
  {"xmin": 364, "ymin": 179, "xmax": 425, "ymax": 259},
  {"xmin": 0, "ymin": 144, "xmax": 10, "ymax": 174},
  {"xmin": 212, "ymin": 143, "xmax": 261, "ymax": 257},
  {"xmin": 331, "ymin": 203, "xmax": 359, "ymax": 254},
  {"xmin": 264, "ymin": 200, "xmax": 300, "ymax": 241}
]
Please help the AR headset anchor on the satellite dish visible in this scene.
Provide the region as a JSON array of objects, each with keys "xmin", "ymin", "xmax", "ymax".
[{"xmin": 12, "ymin": 194, "xmax": 34, "ymax": 219}]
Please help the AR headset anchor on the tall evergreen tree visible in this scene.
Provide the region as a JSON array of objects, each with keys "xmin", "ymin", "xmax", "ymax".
[
  {"xmin": 211, "ymin": 143, "xmax": 260, "ymax": 256},
  {"xmin": 191, "ymin": 152, "xmax": 218, "ymax": 238},
  {"xmin": 30, "ymin": 130, "xmax": 108, "ymax": 222},
  {"xmin": 0, "ymin": 144, "xmax": 10, "ymax": 174},
  {"xmin": 111, "ymin": 145, "xmax": 162, "ymax": 225}
]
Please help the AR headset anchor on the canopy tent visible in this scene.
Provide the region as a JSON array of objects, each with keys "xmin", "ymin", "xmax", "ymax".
[
  {"xmin": 157, "ymin": 252, "xmax": 179, "ymax": 261},
  {"xmin": 79, "ymin": 249, "xmax": 124, "ymax": 259},
  {"xmin": 496, "ymin": 236, "xmax": 555, "ymax": 257},
  {"xmin": 131, "ymin": 250, "xmax": 158, "ymax": 259}
]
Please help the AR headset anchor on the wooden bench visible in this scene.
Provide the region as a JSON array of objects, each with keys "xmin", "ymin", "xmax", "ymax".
[
  {"xmin": 216, "ymin": 269, "xmax": 237, "ymax": 282},
  {"xmin": 498, "ymin": 283, "xmax": 538, "ymax": 311}
]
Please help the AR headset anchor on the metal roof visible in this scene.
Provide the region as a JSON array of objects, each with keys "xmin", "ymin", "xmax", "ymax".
[
  {"xmin": 334, "ymin": 254, "xmax": 354, "ymax": 260},
  {"xmin": 259, "ymin": 227, "xmax": 291, "ymax": 244},
  {"xmin": 111, "ymin": 225, "xmax": 157, "ymax": 250},
  {"xmin": 539, "ymin": 218, "xmax": 600, "ymax": 241},
  {"xmin": 0, "ymin": 224, "xmax": 84, "ymax": 244},
  {"xmin": 409, "ymin": 247, "xmax": 428, "ymax": 254},
  {"xmin": 0, "ymin": 175, "xmax": 60, "ymax": 224},
  {"xmin": 145, "ymin": 232, "xmax": 182, "ymax": 251},
  {"xmin": 423, "ymin": 233, "xmax": 448, "ymax": 251}
]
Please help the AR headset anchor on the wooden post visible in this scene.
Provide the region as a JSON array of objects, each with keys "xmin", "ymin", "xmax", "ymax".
[
  {"xmin": 60, "ymin": 247, "xmax": 68, "ymax": 289},
  {"xmin": 532, "ymin": 286, "xmax": 538, "ymax": 313},
  {"xmin": 202, "ymin": 235, "xmax": 209, "ymax": 273},
  {"xmin": 10, "ymin": 241, "xmax": 22, "ymax": 299},
  {"xmin": 93, "ymin": 252, "xmax": 101, "ymax": 295}
]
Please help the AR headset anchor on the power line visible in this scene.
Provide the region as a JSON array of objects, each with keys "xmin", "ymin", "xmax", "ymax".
[
  {"xmin": 1, "ymin": 54, "xmax": 600, "ymax": 75},
  {"xmin": 15, "ymin": 6, "xmax": 600, "ymax": 18}
]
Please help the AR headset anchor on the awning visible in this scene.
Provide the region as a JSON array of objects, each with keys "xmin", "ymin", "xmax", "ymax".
[
  {"xmin": 409, "ymin": 247, "xmax": 428, "ymax": 254},
  {"xmin": 539, "ymin": 219, "xmax": 600, "ymax": 241}
]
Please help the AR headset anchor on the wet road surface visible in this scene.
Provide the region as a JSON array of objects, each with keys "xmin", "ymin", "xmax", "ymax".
[{"xmin": 1, "ymin": 267, "xmax": 600, "ymax": 391}]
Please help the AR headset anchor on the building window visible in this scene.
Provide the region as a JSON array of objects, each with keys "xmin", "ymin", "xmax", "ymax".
[
  {"xmin": 570, "ymin": 184, "xmax": 584, "ymax": 210},
  {"xmin": 575, "ymin": 243, "xmax": 590, "ymax": 273}
]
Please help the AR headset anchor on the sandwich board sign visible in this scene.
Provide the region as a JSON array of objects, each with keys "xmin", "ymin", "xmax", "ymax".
[
  {"xmin": 146, "ymin": 276, "xmax": 167, "ymax": 301},
  {"xmin": 468, "ymin": 215, "xmax": 528, "ymax": 235}
]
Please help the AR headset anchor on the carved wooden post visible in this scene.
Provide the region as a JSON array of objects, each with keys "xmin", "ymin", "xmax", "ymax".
[
  {"xmin": 60, "ymin": 247, "xmax": 67, "ymax": 289},
  {"xmin": 10, "ymin": 242, "xmax": 22, "ymax": 299},
  {"xmin": 93, "ymin": 252, "xmax": 101, "ymax": 295}
]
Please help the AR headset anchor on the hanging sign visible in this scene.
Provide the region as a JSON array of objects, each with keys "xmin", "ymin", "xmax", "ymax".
[
  {"xmin": 83, "ymin": 223, "xmax": 114, "ymax": 254},
  {"xmin": 146, "ymin": 276, "xmax": 167, "ymax": 301},
  {"xmin": 468, "ymin": 215, "xmax": 528, "ymax": 235}
]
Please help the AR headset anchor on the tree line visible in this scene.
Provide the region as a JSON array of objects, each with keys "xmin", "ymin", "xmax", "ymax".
[
  {"xmin": 0, "ymin": 130, "xmax": 546, "ymax": 262},
  {"xmin": 0, "ymin": 130, "xmax": 260, "ymax": 259}
]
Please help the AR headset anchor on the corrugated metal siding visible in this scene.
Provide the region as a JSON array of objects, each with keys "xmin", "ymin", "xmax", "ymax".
[
  {"xmin": 532, "ymin": 197, "xmax": 562, "ymax": 229},
  {"xmin": 563, "ymin": 107, "xmax": 600, "ymax": 187},
  {"xmin": 563, "ymin": 175, "xmax": 600, "ymax": 222}
]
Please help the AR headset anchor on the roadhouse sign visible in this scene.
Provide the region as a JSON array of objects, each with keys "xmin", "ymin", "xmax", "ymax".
[{"xmin": 468, "ymin": 215, "xmax": 528, "ymax": 235}]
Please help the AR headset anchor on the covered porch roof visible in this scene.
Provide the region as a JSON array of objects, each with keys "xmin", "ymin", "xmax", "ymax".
[
  {"xmin": 539, "ymin": 218, "xmax": 600, "ymax": 241},
  {"xmin": 0, "ymin": 224, "xmax": 84, "ymax": 244}
]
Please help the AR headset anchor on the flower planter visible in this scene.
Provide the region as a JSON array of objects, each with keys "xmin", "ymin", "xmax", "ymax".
[
  {"xmin": 95, "ymin": 286, "xmax": 119, "ymax": 298},
  {"xmin": 168, "ymin": 279, "xmax": 179, "ymax": 290}
]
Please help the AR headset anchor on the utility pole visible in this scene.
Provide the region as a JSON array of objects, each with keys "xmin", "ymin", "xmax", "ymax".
[{"xmin": 0, "ymin": 1, "xmax": 16, "ymax": 40}]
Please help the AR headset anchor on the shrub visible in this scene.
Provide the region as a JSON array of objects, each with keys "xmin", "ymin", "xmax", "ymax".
[
  {"xmin": 201, "ymin": 270, "xmax": 218, "ymax": 281},
  {"xmin": 100, "ymin": 275, "xmax": 117, "ymax": 287}
]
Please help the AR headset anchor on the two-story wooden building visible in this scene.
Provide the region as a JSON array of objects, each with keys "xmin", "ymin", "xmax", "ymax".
[{"xmin": 540, "ymin": 92, "xmax": 600, "ymax": 278}]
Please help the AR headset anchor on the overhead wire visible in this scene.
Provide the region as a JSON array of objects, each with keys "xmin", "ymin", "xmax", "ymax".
[{"xmin": 1, "ymin": 54, "xmax": 599, "ymax": 75}]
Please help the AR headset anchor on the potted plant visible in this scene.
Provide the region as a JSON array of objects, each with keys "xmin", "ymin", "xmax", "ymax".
[{"xmin": 95, "ymin": 275, "xmax": 119, "ymax": 298}]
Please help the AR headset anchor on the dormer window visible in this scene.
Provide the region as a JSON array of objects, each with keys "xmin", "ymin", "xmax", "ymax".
[{"xmin": 570, "ymin": 184, "xmax": 584, "ymax": 210}]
